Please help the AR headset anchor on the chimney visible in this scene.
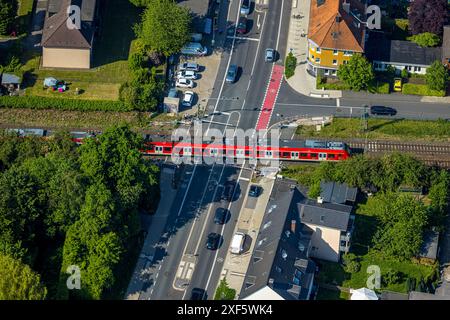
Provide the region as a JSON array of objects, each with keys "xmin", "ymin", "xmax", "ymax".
[
  {"xmin": 291, "ymin": 219, "xmax": 297, "ymax": 234},
  {"xmin": 342, "ymin": 0, "xmax": 350, "ymax": 13},
  {"xmin": 317, "ymin": 196, "xmax": 323, "ymax": 204}
]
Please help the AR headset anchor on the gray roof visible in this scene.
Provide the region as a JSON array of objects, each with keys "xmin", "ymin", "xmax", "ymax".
[
  {"xmin": 320, "ymin": 181, "xmax": 357, "ymax": 204},
  {"xmin": 299, "ymin": 200, "xmax": 352, "ymax": 231},
  {"xmin": 42, "ymin": 0, "xmax": 97, "ymax": 49},
  {"xmin": 409, "ymin": 291, "xmax": 450, "ymax": 300},
  {"xmin": 380, "ymin": 291, "xmax": 409, "ymax": 300},
  {"xmin": 419, "ymin": 230, "xmax": 439, "ymax": 260},
  {"xmin": 366, "ymin": 34, "xmax": 442, "ymax": 66},
  {"xmin": 240, "ymin": 179, "xmax": 315, "ymax": 300},
  {"xmin": 1, "ymin": 73, "xmax": 20, "ymax": 84}
]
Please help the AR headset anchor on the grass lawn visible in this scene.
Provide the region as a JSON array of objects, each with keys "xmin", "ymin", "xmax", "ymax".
[
  {"xmin": 0, "ymin": 108, "xmax": 179, "ymax": 133},
  {"xmin": 315, "ymin": 288, "xmax": 349, "ymax": 300},
  {"xmin": 296, "ymin": 118, "xmax": 450, "ymax": 142},
  {"xmin": 20, "ymin": 0, "xmax": 140, "ymax": 101},
  {"xmin": 18, "ymin": 0, "xmax": 34, "ymax": 16}
]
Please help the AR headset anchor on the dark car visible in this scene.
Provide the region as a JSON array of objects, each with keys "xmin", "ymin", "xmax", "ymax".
[
  {"xmin": 206, "ymin": 233, "xmax": 221, "ymax": 250},
  {"xmin": 236, "ymin": 16, "xmax": 247, "ymax": 34},
  {"xmin": 370, "ymin": 105, "xmax": 397, "ymax": 116},
  {"xmin": 221, "ymin": 181, "xmax": 236, "ymax": 201},
  {"xmin": 248, "ymin": 184, "xmax": 262, "ymax": 197},
  {"xmin": 226, "ymin": 64, "xmax": 238, "ymax": 83},
  {"xmin": 214, "ymin": 208, "xmax": 230, "ymax": 224},
  {"xmin": 190, "ymin": 288, "xmax": 206, "ymax": 300}
]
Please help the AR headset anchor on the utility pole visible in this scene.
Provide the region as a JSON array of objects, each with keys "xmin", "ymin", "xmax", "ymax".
[{"xmin": 361, "ymin": 105, "xmax": 369, "ymax": 132}]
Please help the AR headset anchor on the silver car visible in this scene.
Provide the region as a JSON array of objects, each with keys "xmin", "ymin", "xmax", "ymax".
[
  {"xmin": 240, "ymin": 0, "xmax": 250, "ymax": 15},
  {"xmin": 177, "ymin": 70, "xmax": 198, "ymax": 80}
]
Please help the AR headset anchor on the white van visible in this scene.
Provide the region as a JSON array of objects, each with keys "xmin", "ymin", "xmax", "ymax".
[{"xmin": 230, "ymin": 232, "xmax": 246, "ymax": 254}]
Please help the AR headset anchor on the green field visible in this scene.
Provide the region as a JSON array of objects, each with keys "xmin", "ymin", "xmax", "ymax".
[{"xmin": 296, "ymin": 118, "xmax": 450, "ymax": 142}]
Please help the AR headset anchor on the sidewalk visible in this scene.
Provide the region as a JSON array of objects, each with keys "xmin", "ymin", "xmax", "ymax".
[
  {"xmin": 284, "ymin": 0, "xmax": 342, "ymax": 99},
  {"xmin": 215, "ymin": 176, "xmax": 276, "ymax": 299}
]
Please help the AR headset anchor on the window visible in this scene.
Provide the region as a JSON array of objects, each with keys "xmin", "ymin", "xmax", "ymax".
[
  {"xmin": 300, "ymin": 153, "xmax": 308, "ymax": 157},
  {"xmin": 333, "ymin": 49, "xmax": 338, "ymax": 55},
  {"xmin": 414, "ymin": 66, "xmax": 421, "ymax": 72},
  {"xmin": 332, "ymin": 70, "xmax": 337, "ymax": 76},
  {"xmin": 324, "ymin": 69, "xmax": 329, "ymax": 75},
  {"xmin": 344, "ymin": 50, "xmax": 353, "ymax": 56},
  {"xmin": 282, "ymin": 152, "xmax": 290, "ymax": 157},
  {"xmin": 310, "ymin": 153, "xmax": 318, "ymax": 158},
  {"xmin": 311, "ymin": 54, "xmax": 315, "ymax": 60},
  {"xmin": 164, "ymin": 147, "xmax": 172, "ymax": 152},
  {"xmin": 315, "ymin": 57, "xmax": 321, "ymax": 63},
  {"xmin": 332, "ymin": 59, "xmax": 338, "ymax": 65},
  {"xmin": 340, "ymin": 240, "xmax": 347, "ymax": 247},
  {"xmin": 316, "ymin": 47, "xmax": 321, "ymax": 53},
  {"xmin": 343, "ymin": 60, "xmax": 348, "ymax": 65},
  {"xmin": 328, "ymin": 154, "xmax": 335, "ymax": 159}
]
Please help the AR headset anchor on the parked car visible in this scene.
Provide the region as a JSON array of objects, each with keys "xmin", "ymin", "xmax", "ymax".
[
  {"xmin": 230, "ymin": 232, "xmax": 246, "ymax": 254},
  {"xmin": 248, "ymin": 185, "xmax": 262, "ymax": 197},
  {"xmin": 265, "ymin": 48, "xmax": 275, "ymax": 62},
  {"xmin": 190, "ymin": 288, "xmax": 206, "ymax": 300},
  {"xmin": 181, "ymin": 42, "xmax": 208, "ymax": 56},
  {"xmin": 182, "ymin": 91, "xmax": 194, "ymax": 107},
  {"xmin": 394, "ymin": 78, "xmax": 402, "ymax": 92},
  {"xmin": 206, "ymin": 233, "xmax": 221, "ymax": 250},
  {"xmin": 214, "ymin": 208, "xmax": 230, "ymax": 224},
  {"xmin": 221, "ymin": 181, "xmax": 236, "ymax": 201},
  {"xmin": 179, "ymin": 62, "xmax": 200, "ymax": 72},
  {"xmin": 240, "ymin": 0, "xmax": 251, "ymax": 15},
  {"xmin": 177, "ymin": 70, "xmax": 198, "ymax": 80},
  {"xmin": 175, "ymin": 78, "xmax": 194, "ymax": 88},
  {"xmin": 236, "ymin": 16, "xmax": 248, "ymax": 34},
  {"xmin": 370, "ymin": 105, "xmax": 397, "ymax": 116},
  {"xmin": 190, "ymin": 33, "xmax": 203, "ymax": 42},
  {"xmin": 226, "ymin": 65, "xmax": 238, "ymax": 83}
]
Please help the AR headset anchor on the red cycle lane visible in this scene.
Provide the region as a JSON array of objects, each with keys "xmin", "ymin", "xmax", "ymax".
[{"xmin": 255, "ymin": 64, "xmax": 284, "ymax": 131}]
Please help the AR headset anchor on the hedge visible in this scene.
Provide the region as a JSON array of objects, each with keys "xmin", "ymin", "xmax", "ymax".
[
  {"xmin": 0, "ymin": 95, "xmax": 132, "ymax": 112},
  {"xmin": 402, "ymin": 83, "xmax": 445, "ymax": 97},
  {"xmin": 285, "ymin": 52, "xmax": 297, "ymax": 79}
]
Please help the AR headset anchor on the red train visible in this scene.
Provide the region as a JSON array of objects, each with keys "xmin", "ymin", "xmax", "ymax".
[
  {"xmin": 141, "ymin": 138, "xmax": 351, "ymax": 162},
  {"xmin": 4, "ymin": 129, "xmax": 351, "ymax": 162}
]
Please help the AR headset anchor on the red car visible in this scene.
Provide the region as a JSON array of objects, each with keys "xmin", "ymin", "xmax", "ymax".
[{"xmin": 236, "ymin": 16, "xmax": 247, "ymax": 34}]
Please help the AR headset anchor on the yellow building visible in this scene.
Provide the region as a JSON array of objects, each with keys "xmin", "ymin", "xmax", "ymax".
[{"xmin": 307, "ymin": 0, "xmax": 366, "ymax": 77}]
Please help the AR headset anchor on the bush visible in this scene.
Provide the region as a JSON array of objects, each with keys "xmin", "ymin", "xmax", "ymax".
[
  {"xmin": 408, "ymin": 32, "xmax": 441, "ymax": 47},
  {"xmin": 368, "ymin": 81, "xmax": 390, "ymax": 94},
  {"xmin": 285, "ymin": 52, "xmax": 297, "ymax": 79},
  {"xmin": 402, "ymin": 83, "xmax": 445, "ymax": 97},
  {"xmin": 342, "ymin": 253, "xmax": 361, "ymax": 273},
  {"xmin": 128, "ymin": 52, "xmax": 146, "ymax": 71},
  {"xmin": 382, "ymin": 269, "xmax": 402, "ymax": 286},
  {"xmin": 308, "ymin": 182, "xmax": 322, "ymax": 199},
  {"xmin": 214, "ymin": 279, "xmax": 236, "ymax": 300},
  {"xmin": 426, "ymin": 60, "xmax": 449, "ymax": 91},
  {"xmin": 401, "ymin": 68, "xmax": 409, "ymax": 79},
  {"xmin": 406, "ymin": 277, "xmax": 416, "ymax": 292},
  {"xmin": 0, "ymin": 96, "xmax": 131, "ymax": 112}
]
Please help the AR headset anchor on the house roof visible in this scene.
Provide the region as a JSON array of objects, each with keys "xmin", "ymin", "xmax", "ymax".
[
  {"xmin": 320, "ymin": 181, "xmax": 357, "ymax": 204},
  {"xmin": 419, "ymin": 230, "xmax": 439, "ymax": 260},
  {"xmin": 42, "ymin": 0, "xmax": 97, "ymax": 49},
  {"xmin": 299, "ymin": 200, "xmax": 352, "ymax": 231},
  {"xmin": 242, "ymin": 286, "xmax": 285, "ymax": 300},
  {"xmin": 308, "ymin": 0, "xmax": 366, "ymax": 52},
  {"xmin": 366, "ymin": 34, "xmax": 442, "ymax": 66},
  {"xmin": 239, "ymin": 179, "xmax": 315, "ymax": 300},
  {"xmin": 350, "ymin": 288, "xmax": 379, "ymax": 300},
  {"xmin": 1, "ymin": 73, "xmax": 21, "ymax": 84}
]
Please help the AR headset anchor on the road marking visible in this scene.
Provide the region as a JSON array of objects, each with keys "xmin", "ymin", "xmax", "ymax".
[
  {"xmin": 247, "ymin": 11, "xmax": 267, "ymax": 93},
  {"xmin": 227, "ymin": 36, "xmax": 261, "ymax": 41},
  {"xmin": 239, "ymin": 177, "xmax": 250, "ymax": 181},
  {"xmin": 257, "ymin": 14, "xmax": 261, "ymax": 29},
  {"xmin": 275, "ymin": 0, "xmax": 285, "ymax": 51}
]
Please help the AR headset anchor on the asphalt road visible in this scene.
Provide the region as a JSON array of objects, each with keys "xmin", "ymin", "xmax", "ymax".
[{"xmin": 141, "ymin": 0, "xmax": 291, "ymax": 300}]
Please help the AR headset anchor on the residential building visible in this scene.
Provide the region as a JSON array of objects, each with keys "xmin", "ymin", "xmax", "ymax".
[
  {"xmin": 41, "ymin": 0, "xmax": 98, "ymax": 69},
  {"xmin": 240, "ymin": 179, "xmax": 316, "ymax": 300},
  {"xmin": 366, "ymin": 34, "xmax": 442, "ymax": 75},
  {"xmin": 298, "ymin": 181, "xmax": 357, "ymax": 262},
  {"xmin": 307, "ymin": 0, "xmax": 367, "ymax": 77},
  {"xmin": 443, "ymin": 26, "xmax": 450, "ymax": 69}
]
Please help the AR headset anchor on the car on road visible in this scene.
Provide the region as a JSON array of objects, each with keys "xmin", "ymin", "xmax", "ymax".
[
  {"xmin": 206, "ymin": 233, "xmax": 221, "ymax": 250},
  {"xmin": 221, "ymin": 181, "xmax": 236, "ymax": 201},
  {"xmin": 240, "ymin": 0, "xmax": 251, "ymax": 15},
  {"xmin": 181, "ymin": 42, "xmax": 208, "ymax": 56},
  {"xmin": 190, "ymin": 288, "xmax": 206, "ymax": 300},
  {"xmin": 236, "ymin": 16, "xmax": 248, "ymax": 34},
  {"xmin": 226, "ymin": 64, "xmax": 238, "ymax": 83},
  {"xmin": 182, "ymin": 91, "xmax": 194, "ymax": 107},
  {"xmin": 179, "ymin": 62, "xmax": 200, "ymax": 72},
  {"xmin": 370, "ymin": 105, "xmax": 397, "ymax": 116},
  {"xmin": 265, "ymin": 48, "xmax": 275, "ymax": 62},
  {"xmin": 177, "ymin": 70, "xmax": 198, "ymax": 80},
  {"xmin": 175, "ymin": 78, "xmax": 194, "ymax": 88},
  {"xmin": 248, "ymin": 184, "xmax": 262, "ymax": 197},
  {"xmin": 214, "ymin": 208, "xmax": 230, "ymax": 224}
]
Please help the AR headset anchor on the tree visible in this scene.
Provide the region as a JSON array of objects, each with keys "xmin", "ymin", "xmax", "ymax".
[
  {"xmin": 374, "ymin": 193, "xmax": 428, "ymax": 260},
  {"xmin": 408, "ymin": 0, "xmax": 448, "ymax": 35},
  {"xmin": 129, "ymin": 0, "xmax": 150, "ymax": 6},
  {"xmin": 338, "ymin": 54, "xmax": 375, "ymax": 91},
  {"xmin": 308, "ymin": 182, "xmax": 322, "ymax": 199},
  {"xmin": 408, "ymin": 32, "xmax": 441, "ymax": 47},
  {"xmin": 138, "ymin": 0, "xmax": 192, "ymax": 56},
  {"xmin": 0, "ymin": 254, "xmax": 47, "ymax": 300},
  {"xmin": 214, "ymin": 278, "xmax": 236, "ymax": 300},
  {"xmin": 342, "ymin": 253, "xmax": 361, "ymax": 273},
  {"xmin": 382, "ymin": 269, "xmax": 402, "ymax": 286},
  {"xmin": 0, "ymin": 0, "xmax": 15, "ymax": 35},
  {"xmin": 426, "ymin": 60, "xmax": 449, "ymax": 91},
  {"xmin": 428, "ymin": 170, "xmax": 450, "ymax": 229}
]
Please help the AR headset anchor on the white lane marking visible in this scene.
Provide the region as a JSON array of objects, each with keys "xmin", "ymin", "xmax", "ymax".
[
  {"xmin": 276, "ymin": 102, "xmax": 364, "ymax": 109},
  {"xmin": 227, "ymin": 36, "xmax": 260, "ymax": 41},
  {"xmin": 247, "ymin": 11, "xmax": 267, "ymax": 93},
  {"xmin": 275, "ymin": 0, "xmax": 285, "ymax": 51}
]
